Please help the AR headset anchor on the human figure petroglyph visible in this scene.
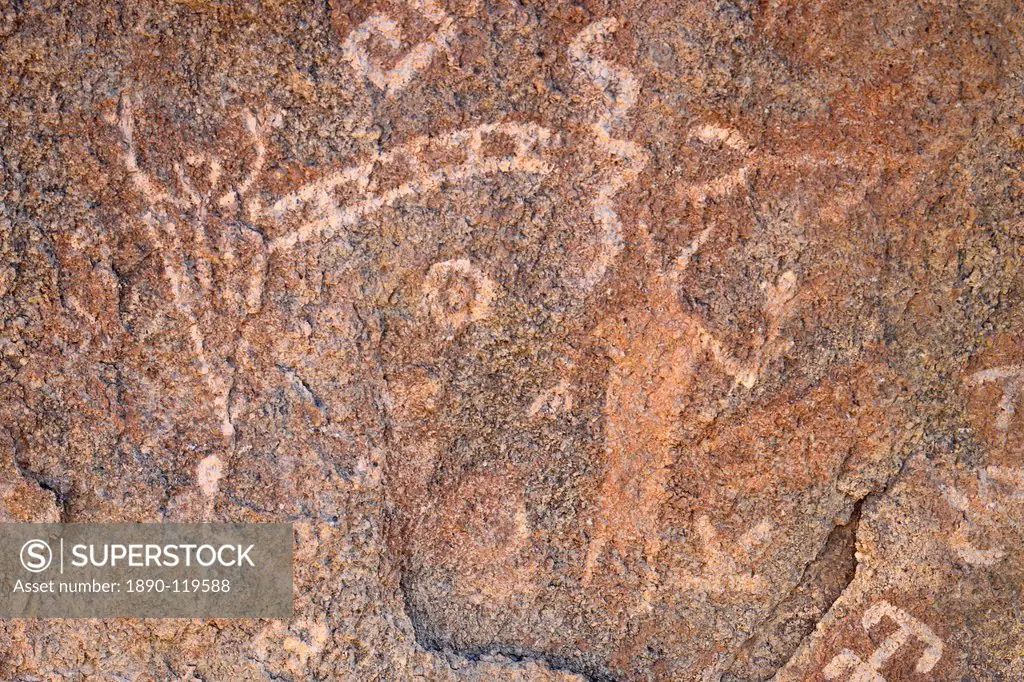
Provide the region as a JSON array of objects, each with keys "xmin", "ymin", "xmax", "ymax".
[
  {"xmin": 110, "ymin": 18, "xmax": 840, "ymax": 614},
  {"xmin": 342, "ymin": 0, "xmax": 455, "ymax": 97},
  {"xmin": 823, "ymin": 601, "xmax": 943, "ymax": 681},
  {"xmin": 582, "ymin": 219, "xmax": 799, "ymax": 584},
  {"xmin": 578, "ymin": 92, "xmax": 868, "ymax": 587}
]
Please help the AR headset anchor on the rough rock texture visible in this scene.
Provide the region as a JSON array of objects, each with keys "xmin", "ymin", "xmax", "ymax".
[{"xmin": 2, "ymin": 0, "xmax": 1023, "ymax": 680}]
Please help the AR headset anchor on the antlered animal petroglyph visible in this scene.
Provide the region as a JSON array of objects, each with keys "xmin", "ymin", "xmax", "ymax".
[
  {"xmin": 114, "ymin": 94, "xmax": 280, "ymax": 446},
  {"xmin": 115, "ymin": 110, "xmax": 550, "ymax": 502}
]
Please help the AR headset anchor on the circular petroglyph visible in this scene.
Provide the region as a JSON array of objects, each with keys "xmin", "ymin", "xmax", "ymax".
[{"xmin": 421, "ymin": 258, "xmax": 497, "ymax": 330}]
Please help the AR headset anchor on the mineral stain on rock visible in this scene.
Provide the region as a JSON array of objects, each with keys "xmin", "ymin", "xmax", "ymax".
[{"xmin": 2, "ymin": 0, "xmax": 1024, "ymax": 679}]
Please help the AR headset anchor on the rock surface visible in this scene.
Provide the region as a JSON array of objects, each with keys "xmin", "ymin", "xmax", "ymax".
[{"xmin": 1, "ymin": 0, "xmax": 1023, "ymax": 679}]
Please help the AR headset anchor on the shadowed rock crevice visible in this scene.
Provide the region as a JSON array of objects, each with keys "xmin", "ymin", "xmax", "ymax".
[
  {"xmin": 723, "ymin": 501, "xmax": 863, "ymax": 681},
  {"xmin": 400, "ymin": 564, "xmax": 613, "ymax": 681}
]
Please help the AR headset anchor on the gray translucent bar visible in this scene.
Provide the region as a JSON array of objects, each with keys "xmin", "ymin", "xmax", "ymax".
[{"xmin": 0, "ymin": 524, "xmax": 293, "ymax": 618}]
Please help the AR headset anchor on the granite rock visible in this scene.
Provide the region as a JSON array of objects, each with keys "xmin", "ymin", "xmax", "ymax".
[{"xmin": 1, "ymin": 0, "xmax": 1023, "ymax": 679}]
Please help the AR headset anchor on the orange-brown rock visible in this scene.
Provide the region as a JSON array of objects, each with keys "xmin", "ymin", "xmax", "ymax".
[{"xmin": 1, "ymin": 0, "xmax": 1022, "ymax": 679}]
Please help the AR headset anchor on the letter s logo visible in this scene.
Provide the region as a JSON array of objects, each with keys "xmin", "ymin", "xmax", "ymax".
[{"xmin": 20, "ymin": 539, "xmax": 52, "ymax": 573}]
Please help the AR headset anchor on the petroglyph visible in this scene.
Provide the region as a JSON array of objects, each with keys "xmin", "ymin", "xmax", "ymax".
[
  {"xmin": 116, "ymin": 19, "xmax": 819, "ymax": 636},
  {"xmin": 421, "ymin": 259, "xmax": 497, "ymax": 332},
  {"xmin": 568, "ymin": 19, "xmax": 649, "ymax": 290},
  {"xmin": 672, "ymin": 515, "xmax": 773, "ymax": 596},
  {"xmin": 527, "ymin": 379, "xmax": 573, "ymax": 418},
  {"xmin": 569, "ymin": 19, "xmax": 638, "ymax": 136},
  {"xmin": 115, "ymin": 22, "xmax": 656, "ymax": 318},
  {"xmin": 342, "ymin": 0, "xmax": 455, "ymax": 96},
  {"xmin": 575, "ymin": 103, "xmax": 866, "ymax": 588},
  {"xmin": 938, "ymin": 361, "xmax": 1024, "ymax": 565},
  {"xmin": 196, "ymin": 454, "xmax": 225, "ymax": 498},
  {"xmin": 965, "ymin": 364, "xmax": 1024, "ymax": 450},
  {"xmin": 943, "ymin": 465, "xmax": 1024, "ymax": 566},
  {"xmin": 823, "ymin": 601, "xmax": 943, "ymax": 681},
  {"xmin": 116, "ymin": 94, "xmax": 278, "ymax": 222},
  {"xmin": 677, "ymin": 121, "xmax": 857, "ymax": 215},
  {"xmin": 264, "ymin": 122, "xmax": 553, "ymax": 254},
  {"xmin": 944, "ymin": 482, "xmax": 1005, "ymax": 567},
  {"xmin": 14, "ymin": 0, "xmax": 1023, "ymax": 677},
  {"xmin": 115, "ymin": 94, "xmax": 279, "ymax": 444},
  {"xmin": 114, "ymin": 50, "xmax": 811, "ymax": 626},
  {"xmin": 678, "ymin": 124, "xmax": 752, "ymax": 206},
  {"xmin": 583, "ymin": 223, "xmax": 799, "ymax": 584},
  {"xmin": 114, "ymin": 98, "xmax": 557, "ymax": 526}
]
